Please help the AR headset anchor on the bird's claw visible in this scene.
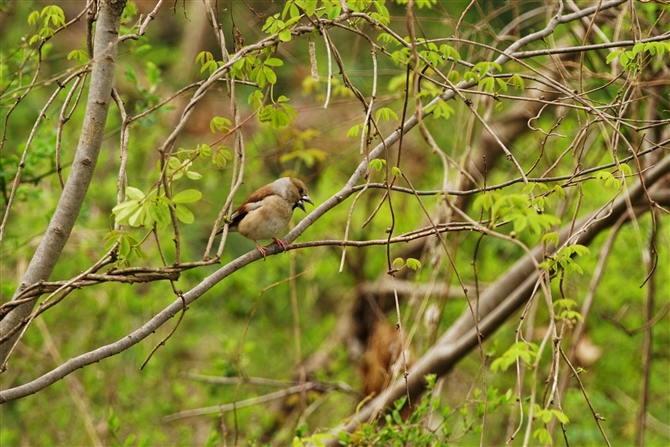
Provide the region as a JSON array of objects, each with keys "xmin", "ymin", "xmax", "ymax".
[
  {"xmin": 254, "ymin": 241, "xmax": 268, "ymax": 260},
  {"xmin": 272, "ymin": 237, "xmax": 289, "ymax": 253}
]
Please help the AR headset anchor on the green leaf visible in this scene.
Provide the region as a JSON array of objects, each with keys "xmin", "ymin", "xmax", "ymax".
[
  {"xmin": 369, "ymin": 159, "xmax": 386, "ymax": 171},
  {"xmin": 479, "ymin": 76, "xmax": 495, "ymax": 93},
  {"xmin": 553, "ymin": 185, "xmax": 566, "ymax": 199},
  {"xmin": 425, "ymin": 99, "xmax": 455, "ymax": 120},
  {"xmin": 213, "ymin": 148, "xmax": 232, "ymax": 167},
  {"xmin": 605, "ymin": 49, "xmax": 621, "ymax": 65},
  {"xmin": 112, "ymin": 200, "xmax": 140, "ymax": 223},
  {"xmin": 196, "ymin": 51, "xmax": 213, "ymax": 65},
  {"xmin": 554, "ymin": 298, "xmax": 578, "ymax": 310},
  {"xmin": 440, "ymin": 44, "xmax": 461, "ymax": 61},
  {"xmin": 553, "ymin": 409, "xmax": 569, "ymax": 424},
  {"xmin": 146, "ymin": 61, "xmax": 161, "ymax": 85},
  {"xmin": 618, "ymin": 163, "xmax": 632, "ymax": 176},
  {"xmin": 472, "ymin": 193, "xmax": 493, "ymax": 212},
  {"xmin": 28, "ymin": 10, "xmax": 40, "ymax": 25},
  {"xmin": 324, "ymin": 0, "xmax": 341, "ymax": 19},
  {"xmin": 542, "ymin": 232, "xmax": 559, "ymax": 248},
  {"xmin": 174, "ymin": 204, "xmax": 194, "ymax": 224},
  {"xmin": 375, "ymin": 107, "xmax": 398, "ymax": 122},
  {"xmin": 254, "ymin": 66, "xmax": 267, "ymax": 88},
  {"xmin": 347, "ymin": 124, "xmax": 361, "ymax": 137},
  {"xmin": 263, "ymin": 66, "xmax": 277, "ymax": 84},
  {"xmin": 172, "ymin": 189, "xmax": 202, "ymax": 204},
  {"xmin": 42, "ymin": 5, "xmax": 66, "ymax": 27},
  {"xmin": 406, "ymin": 258, "xmax": 422, "ymax": 270},
  {"xmin": 148, "ymin": 202, "xmax": 171, "ymax": 230},
  {"xmin": 533, "ymin": 428, "xmax": 552, "ymax": 445},
  {"xmin": 67, "ymin": 49, "xmax": 88, "ymax": 63},
  {"xmin": 511, "ymin": 213, "xmax": 527, "ymax": 233},
  {"xmin": 570, "ymin": 244, "xmax": 590, "ymax": 257},
  {"xmin": 126, "ymin": 186, "xmax": 145, "ymax": 201},
  {"xmin": 127, "ymin": 204, "xmax": 145, "ymax": 227},
  {"xmin": 186, "ymin": 171, "xmax": 202, "ymax": 180},
  {"xmin": 495, "ymin": 78, "xmax": 508, "ymax": 91},
  {"xmin": 391, "ymin": 166, "xmax": 402, "ymax": 176},
  {"xmin": 248, "ymin": 90, "xmax": 264, "ymax": 110},
  {"xmin": 198, "ymin": 144, "xmax": 212, "ymax": 158},
  {"xmin": 171, "ymin": 157, "xmax": 188, "ymax": 172},
  {"xmin": 264, "ymin": 57, "xmax": 284, "ymax": 67},
  {"xmin": 279, "ymin": 28, "xmax": 292, "ymax": 42},
  {"xmin": 281, "ymin": 102, "xmax": 297, "ymax": 118},
  {"xmin": 124, "ymin": 64, "xmax": 138, "ymax": 85},
  {"xmin": 392, "ymin": 257, "xmax": 405, "ymax": 269},
  {"xmin": 619, "ymin": 52, "xmax": 630, "ymax": 67}
]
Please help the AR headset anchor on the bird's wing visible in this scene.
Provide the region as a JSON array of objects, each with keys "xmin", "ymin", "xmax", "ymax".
[{"xmin": 229, "ymin": 197, "xmax": 265, "ymax": 227}]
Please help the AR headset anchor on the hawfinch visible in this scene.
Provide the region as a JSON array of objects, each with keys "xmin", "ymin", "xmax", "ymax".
[{"xmin": 225, "ymin": 177, "xmax": 313, "ymax": 259}]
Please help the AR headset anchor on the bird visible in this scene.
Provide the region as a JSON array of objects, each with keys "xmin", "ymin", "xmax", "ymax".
[{"xmin": 223, "ymin": 177, "xmax": 313, "ymax": 259}]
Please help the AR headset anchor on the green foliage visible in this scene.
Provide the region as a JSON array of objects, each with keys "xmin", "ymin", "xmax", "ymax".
[
  {"xmin": 296, "ymin": 374, "xmax": 458, "ymax": 446},
  {"xmin": 347, "ymin": 123, "xmax": 365, "ymax": 137},
  {"xmin": 532, "ymin": 404, "xmax": 569, "ymax": 445},
  {"xmin": 595, "ymin": 170, "xmax": 622, "ymax": 190},
  {"xmin": 491, "ymin": 341, "xmax": 539, "ymax": 372},
  {"xmin": 553, "ymin": 298, "xmax": 583, "ymax": 323},
  {"xmin": 108, "ymin": 142, "xmax": 209, "ymax": 264},
  {"xmin": 27, "ymin": 5, "xmax": 65, "ymax": 45},
  {"xmin": 296, "ymin": 376, "xmax": 515, "ymax": 446},
  {"xmin": 123, "ymin": 61, "xmax": 165, "ymax": 118},
  {"xmin": 607, "ymin": 41, "xmax": 670, "ymax": 73},
  {"xmin": 279, "ymin": 129, "xmax": 328, "ymax": 169},
  {"xmin": 397, "ymin": 0, "xmax": 437, "ymax": 8},
  {"xmin": 120, "ymin": 1, "xmax": 139, "ymax": 25},
  {"xmin": 67, "ymin": 49, "xmax": 88, "ymax": 63},
  {"xmin": 262, "ymin": 14, "xmax": 294, "ymax": 42},
  {"xmin": 393, "ymin": 257, "xmax": 422, "ymax": 271},
  {"xmin": 474, "ymin": 191, "xmax": 560, "ymax": 236},
  {"xmin": 209, "ymin": 116, "xmax": 232, "ymax": 134},
  {"xmin": 540, "ymin": 244, "xmax": 591, "ymax": 275},
  {"xmin": 112, "ymin": 184, "xmax": 201, "ymax": 229},
  {"xmin": 425, "ymin": 99, "xmax": 455, "ymax": 120},
  {"xmin": 258, "ymin": 95, "xmax": 297, "ymax": 128},
  {"xmin": 510, "ymin": 73, "xmax": 525, "ymax": 90},
  {"xmin": 196, "ymin": 51, "xmax": 220, "ymax": 75},
  {"xmin": 108, "ymin": 407, "xmax": 151, "ymax": 447},
  {"xmin": 375, "ymin": 107, "xmax": 398, "ymax": 123},
  {"xmin": 369, "ymin": 158, "xmax": 386, "ymax": 171}
]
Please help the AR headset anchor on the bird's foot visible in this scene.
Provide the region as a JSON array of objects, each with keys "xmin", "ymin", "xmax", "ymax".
[
  {"xmin": 272, "ymin": 237, "xmax": 289, "ymax": 253},
  {"xmin": 254, "ymin": 241, "xmax": 268, "ymax": 260}
]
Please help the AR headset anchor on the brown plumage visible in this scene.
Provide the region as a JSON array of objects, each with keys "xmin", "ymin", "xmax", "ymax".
[{"xmin": 226, "ymin": 177, "xmax": 313, "ymax": 259}]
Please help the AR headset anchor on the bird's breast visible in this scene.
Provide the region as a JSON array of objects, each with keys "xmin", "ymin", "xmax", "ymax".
[{"xmin": 236, "ymin": 195, "xmax": 293, "ymax": 241}]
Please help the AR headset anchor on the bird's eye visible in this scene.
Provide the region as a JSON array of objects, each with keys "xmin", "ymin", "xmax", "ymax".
[{"xmin": 299, "ymin": 188, "xmax": 304, "ymax": 194}]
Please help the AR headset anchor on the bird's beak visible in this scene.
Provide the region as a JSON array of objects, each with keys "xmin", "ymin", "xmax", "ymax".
[{"xmin": 295, "ymin": 195, "xmax": 313, "ymax": 212}]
